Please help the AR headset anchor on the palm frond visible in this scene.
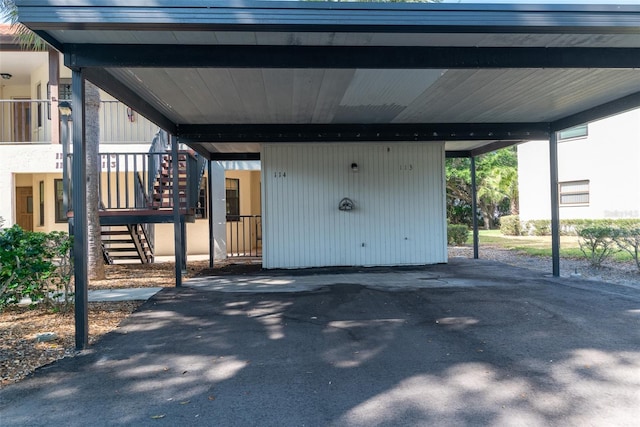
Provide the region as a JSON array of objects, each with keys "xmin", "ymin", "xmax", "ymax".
[{"xmin": 1, "ymin": 0, "xmax": 47, "ymax": 51}]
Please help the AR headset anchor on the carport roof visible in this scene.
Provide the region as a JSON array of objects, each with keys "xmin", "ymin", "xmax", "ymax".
[{"xmin": 15, "ymin": 1, "xmax": 640, "ymax": 159}]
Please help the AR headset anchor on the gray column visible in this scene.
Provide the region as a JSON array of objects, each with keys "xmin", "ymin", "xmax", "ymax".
[
  {"xmin": 71, "ymin": 69, "xmax": 88, "ymax": 350},
  {"xmin": 48, "ymin": 47, "xmax": 60, "ymax": 144},
  {"xmin": 208, "ymin": 160, "xmax": 215, "ymax": 268},
  {"xmin": 470, "ymin": 156, "xmax": 479, "ymax": 259},
  {"xmin": 549, "ymin": 131, "xmax": 561, "ymax": 277},
  {"xmin": 172, "ymin": 134, "xmax": 183, "ymax": 287},
  {"xmin": 181, "ymin": 218, "xmax": 187, "ymax": 274}
]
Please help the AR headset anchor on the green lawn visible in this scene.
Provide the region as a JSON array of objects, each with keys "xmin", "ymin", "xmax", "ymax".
[{"xmin": 468, "ymin": 229, "xmax": 631, "ymax": 261}]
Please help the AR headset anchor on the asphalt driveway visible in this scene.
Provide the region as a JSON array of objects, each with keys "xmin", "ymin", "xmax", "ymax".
[{"xmin": 1, "ymin": 258, "xmax": 639, "ymax": 426}]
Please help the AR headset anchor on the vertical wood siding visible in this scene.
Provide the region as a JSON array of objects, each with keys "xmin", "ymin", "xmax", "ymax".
[{"xmin": 262, "ymin": 142, "xmax": 446, "ymax": 269}]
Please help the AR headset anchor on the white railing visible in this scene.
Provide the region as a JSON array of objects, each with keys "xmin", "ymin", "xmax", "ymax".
[{"xmin": 0, "ymin": 99, "xmax": 159, "ymax": 144}]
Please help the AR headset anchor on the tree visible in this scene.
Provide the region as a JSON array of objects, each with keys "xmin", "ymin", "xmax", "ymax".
[
  {"xmin": 2, "ymin": 0, "xmax": 105, "ymax": 279},
  {"xmin": 446, "ymin": 147, "xmax": 518, "ymax": 229},
  {"xmin": 85, "ymin": 82, "xmax": 105, "ymax": 280}
]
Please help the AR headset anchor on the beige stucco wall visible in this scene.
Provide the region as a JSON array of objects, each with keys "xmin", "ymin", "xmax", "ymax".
[
  {"xmin": 225, "ymin": 170, "xmax": 261, "ymax": 254},
  {"xmin": 0, "ymin": 84, "xmax": 31, "ymax": 142}
]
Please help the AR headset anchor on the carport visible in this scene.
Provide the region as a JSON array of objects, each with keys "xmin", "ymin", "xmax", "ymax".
[{"xmin": 15, "ymin": 1, "xmax": 640, "ymax": 348}]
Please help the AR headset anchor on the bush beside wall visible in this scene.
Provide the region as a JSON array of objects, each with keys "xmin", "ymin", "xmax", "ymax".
[
  {"xmin": 507, "ymin": 218, "xmax": 640, "ymax": 237},
  {"xmin": 0, "ymin": 225, "xmax": 73, "ymax": 310},
  {"xmin": 448, "ymin": 224, "xmax": 470, "ymax": 246},
  {"xmin": 499, "ymin": 215, "xmax": 521, "ymax": 236}
]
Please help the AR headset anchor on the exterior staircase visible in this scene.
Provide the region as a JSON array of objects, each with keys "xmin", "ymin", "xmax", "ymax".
[
  {"xmin": 150, "ymin": 152, "xmax": 190, "ymax": 210},
  {"xmin": 96, "ymin": 130, "xmax": 206, "ymax": 264},
  {"xmin": 101, "ymin": 224, "xmax": 154, "ymax": 264}
]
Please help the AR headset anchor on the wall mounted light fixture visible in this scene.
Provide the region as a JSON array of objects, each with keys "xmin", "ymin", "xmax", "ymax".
[
  {"xmin": 351, "ymin": 162, "xmax": 359, "ymax": 172},
  {"xmin": 58, "ymin": 101, "xmax": 72, "ymax": 117},
  {"xmin": 1, "ymin": 73, "xmax": 12, "ymax": 80}
]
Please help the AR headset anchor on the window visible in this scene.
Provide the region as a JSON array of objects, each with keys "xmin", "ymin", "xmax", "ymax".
[
  {"xmin": 559, "ymin": 180, "xmax": 589, "ymax": 206},
  {"xmin": 558, "ymin": 124, "xmax": 588, "ymax": 142},
  {"xmin": 226, "ymin": 178, "xmax": 240, "ymax": 221},
  {"xmin": 195, "ymin": 180, "xmax": 208, "ymax": 219},
  {"xmin": 39, "ymin": 181, "xmax": 44, "ymax": 226},
  {"xmin": 54, "ymin": 179, "xmax": 67, "ymax": 222},
  {"xmin": 59, "ymin": 79, "xmax": 72, "ymax": 101}
]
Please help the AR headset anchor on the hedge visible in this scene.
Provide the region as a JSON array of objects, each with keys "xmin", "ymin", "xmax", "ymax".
[{"xmin": 448, "ymin": 224, "xmax": 470, "ymax": 246}]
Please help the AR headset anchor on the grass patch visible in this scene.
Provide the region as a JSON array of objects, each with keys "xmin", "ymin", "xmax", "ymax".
[{"xmin": 467, "ymin": 229, "xmax": 633, "ymax": 262}]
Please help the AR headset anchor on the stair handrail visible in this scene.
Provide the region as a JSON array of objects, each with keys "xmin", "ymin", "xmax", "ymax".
[
  {"xmin": 135, "ymin": 173, "xmax": 155, "ymax": 256},
  {"xmin": 147, "ymin": 129, "xmax": 169, "ymax": 201}
]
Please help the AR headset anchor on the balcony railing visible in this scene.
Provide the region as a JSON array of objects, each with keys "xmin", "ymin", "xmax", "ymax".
[
  {"xmin": 66, "ymin": 148, "xmax": 202, "ymax": 215},
  {"xmin": 0, "ymin": 99, "xmax": 159, "ymax": 144}
]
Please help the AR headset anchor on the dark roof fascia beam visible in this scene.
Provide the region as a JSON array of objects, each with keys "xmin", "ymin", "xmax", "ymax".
[
  {"xmin": 178, "ymin": 123, "xmax": 549, "ymax": 144},
  {"xmin": 81, "ymin": 67, "xmax": 177, "ymax": 134},
  {"xmin": 65, "ymin": 44, "xmax": 640, "ymax": 69},
  {"xmin": 209, "ymin": 153, "xmax": 261, "ymax": 161},
  {"xmin": 187, "ymin": 144, "xmax": 212, "ymax": 161},
  {"xmin": 34, "ymin": 30, "xmax": 63, "ymax": 52},
  {"xmin": 551, "ymin": 90, "xmax": 640, "ymax": 132}
]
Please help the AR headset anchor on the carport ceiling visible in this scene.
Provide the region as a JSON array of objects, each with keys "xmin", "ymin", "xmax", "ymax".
[{"xmin": 16, "ymin": 1, "xmax": 640, "ymax": 159}]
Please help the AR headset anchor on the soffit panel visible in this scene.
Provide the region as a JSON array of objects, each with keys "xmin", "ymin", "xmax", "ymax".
[
  {"xmin": 397, "ymin": 68, "xmax": 640, "ymax": 124},
  {"xmin": 203, "ymin": 142, "xmax": 262, "ymax": 153},
  {"xmin": 105, "ymin": 67, "xmax": 640, "ymax": 126}
]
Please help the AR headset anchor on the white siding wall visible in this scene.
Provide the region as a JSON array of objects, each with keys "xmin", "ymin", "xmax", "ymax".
[
  {"xmin": 262, "ymin": 142, "xmax": 446, "ymax": 269},
  {"xmin": 518, "ymin": 109, "xmax": 640, "ymax": 221}
]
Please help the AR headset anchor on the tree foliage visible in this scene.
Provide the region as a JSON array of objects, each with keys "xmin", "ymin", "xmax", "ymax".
[
  {"xmin": 446, "ymin": 147, "xmax": 518, "ymax": 229},
  {"xmin": 3, "ymin": 0, "xmax": 106, "ymax": 278},
  {"xmin": 0, "ymin": 226, "xmax": 73, "ymax": 310}
]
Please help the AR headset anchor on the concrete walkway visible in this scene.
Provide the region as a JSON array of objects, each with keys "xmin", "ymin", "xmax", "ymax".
[
  {"xmin": 2, "ymin": 258, "xmax": 640, "ymax": 426},
  {"xmin": 88, "ymin": 287, "xmax": 164, "ymax": 302}
]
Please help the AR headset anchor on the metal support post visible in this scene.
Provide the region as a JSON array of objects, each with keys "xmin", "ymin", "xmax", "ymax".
[
  {"xmin": 60, "ymin": 102, "xmax": 72, "ymax": 233},
  {"xmin": 172, "ymin": 134, "xmax": 183, "ymax": 287},
  {"xmin": 549, "ymin": 131, "xmax": 561, "ymax": 277},
  {"xmin": 181, "ymin": 219, "xmax": 187, "ymax": 274},
  {"xmin": 208, "ymin": 160, "xmax": 215, "ymax": 268},
  {"xmin": 470, "ymin": 156, "xmax": 479, "ymax": 259},
  {"xmin": 71, "ymin": 69, "xmax": 88, "ymax": 350}
]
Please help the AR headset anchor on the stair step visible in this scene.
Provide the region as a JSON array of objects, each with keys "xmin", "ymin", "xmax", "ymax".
[
  {"xmin": 101, "ymin": 230, "xmax": 131, "ymax": 236},
  {"xmin": 109, "ymin": 255, "xmax": 145, "ymax": 260},
  {"xmin": 154, "ymin": 189, "xmax": 188, "ymax": 194}
]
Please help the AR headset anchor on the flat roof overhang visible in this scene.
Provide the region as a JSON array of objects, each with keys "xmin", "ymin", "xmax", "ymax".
[{"xmin": 14, "ymin": 1, "xmax": 640, "ymax": 158}]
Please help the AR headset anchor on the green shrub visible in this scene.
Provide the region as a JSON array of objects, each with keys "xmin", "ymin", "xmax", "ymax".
[
  {"xmin": 0, "ymin": 226, "xmax": 73, "ymax": 310},
  {"xmin": 563, "ymin": 219, "xmax": 640, "ymax": 236},
  {"xmin": 45, "ymin": 231, "xmax": 74, "ymax": 311},
  {"xmin": 524, "ymin": 219, "xmax": 551, "ymax": 236},
  {"xmin": 613, "ymin": 227, "xmax": 640, "ymax": 272},
  {"xmin": 500, "ymin": 215, "xmax": 521, "ymax": 236},
  {"xmin": 577, "ymin": 226, "xmax": 618, "ymax": 268},
  {"xmin": 448, "ymin": 224, "xmax": 470, "ymax": 246}
]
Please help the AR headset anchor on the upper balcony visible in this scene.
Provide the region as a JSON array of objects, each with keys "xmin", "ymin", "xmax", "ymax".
[{"xmin": 0, "ymin": 99, "xmax": 159, "ymax": 145}]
